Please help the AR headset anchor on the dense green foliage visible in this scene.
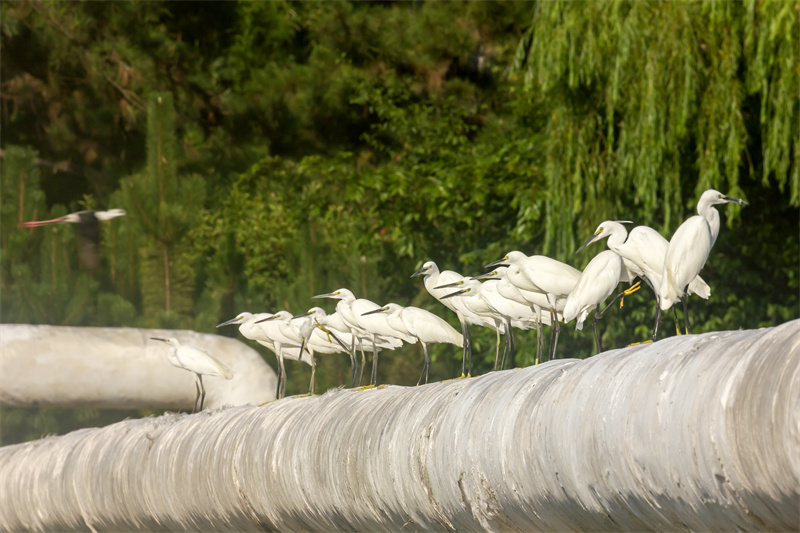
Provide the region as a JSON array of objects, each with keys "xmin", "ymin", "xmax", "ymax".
[{"xmin": 1, "ymin": 1, "xmax": 798, "ymax": 444}]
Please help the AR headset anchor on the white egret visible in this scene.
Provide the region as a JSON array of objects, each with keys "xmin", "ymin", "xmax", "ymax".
[
  {"xmin": 217, "ymin": 311, "xmax": 289, "ymax": 398},
  {"xmin": 472, "ymin": 269, "xmax": 553, "ymax": 364},
  {"xmin": 562, "ymin": 250, "xmax": 642, "ymax": 353},
  {"xmin": 576, "ymin": 220, "xmax": 711, "ymax": 339},
  {"xmin": 362, "ymin": 303, "xmax": 463, "ymax": 385},
  {"xmin": 150, "ymin": 337, "xmax": 233, "ymax": 413},
  {"xmin": 436, "ymin": 278, "xmax": 516, "ymax": 372},
  {"xmin": 656, "ymin": 189, "xmax": 747, "ymax": 338},
  {"xmin": 291, "ymin": 307, "xmax": 354, "ymax": 394},
  {"xmin": 21, "ymin": 209, "xmax": 126, "ymax": 274},
  {"xmin": 312, "ymin": 289, "xmax": 404, "ymax": 386},
  {"xmin": 253, "ymin": 311, "xmax": 310, "ymax": 399},
  {"xmin": 412, "ymin": 261, "xmax": 493, "ymax": 377},
  {"xmin": 485, "ymin": 252, "xmax": 581, "ymax": 359}
]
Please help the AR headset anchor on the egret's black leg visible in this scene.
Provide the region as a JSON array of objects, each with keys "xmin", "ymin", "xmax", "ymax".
[
  {"xmin": 307, "ymin": 346, "xmax": 316, "ymax": 395},
  {"xmin": 198, "ymin": 375, "xmax": 206, "ymax": 412},
  {"xmin": 500, "ymin": 326, "xmax": 509, "ymax": 371},
  {"xmin": 417, "ymin": 343, "xmax": 431, "ymax": 386},
  {"xmin": 653, "ymin": 306, "xmax": 662, "ymax": 341},
  {"xmin": 592, "ymin": 306, "xmax": 602, "ymax": 354},
  {"xmin": 551, "ymin": 308, "xmax": 561, "ymax": 360},
  {"xmin": 533, "ymin": 312, "xmax": 543, "ymax": 365},
  {"xmin": 277, "ymin": 353, "xmax": 287, "ymax": 399},
  {"xmin": 192, "ymin": 377, "xmax": 201, "ymax": 413},
  {"xmin": 466, "ymin": 324, "xmax": 473, "ymax": 377},
  {"xmin": 548, "ymin": 308, "xmax": 556, "ymax": 360},
  {"xmin": 358, "ymin": 340, "xmax": 366, "ymax": 386},
  {"xmin": 672, "ymin": 307, "xmax": 681, "ymax": 335},
  {"xmin": 507, "ymin": 320, "xmax": 516, "ymax": 369},
  {"xmin": 460, "ymin": 320, "xmax": 469, "ymax": 377},
  {"xmin": 682, "ymin": 285, "xmax": 691, "ymax": 334},
  {"xmin": 370, "ymin": 348, "xmax": 380, "ymax": 385}
]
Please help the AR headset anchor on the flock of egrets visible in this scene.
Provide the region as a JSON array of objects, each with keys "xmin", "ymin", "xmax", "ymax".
[
  {"xmin": 210, "ymin": 188, "xmax": 747, "ymax": 404},
  {"xmin": 22, "ymin": 189, "xmax": 746, "ymax": 411}
]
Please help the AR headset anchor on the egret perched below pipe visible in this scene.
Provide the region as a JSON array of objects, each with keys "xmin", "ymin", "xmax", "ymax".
[{"xmin": 149, "ymin": 337, "xmax": 233, "ymax": 412}]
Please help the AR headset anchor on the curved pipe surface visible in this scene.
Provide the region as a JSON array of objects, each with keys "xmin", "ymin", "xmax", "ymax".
[{"xmin": 0, "ymin": 321, "xmax": 797, "ymax": 532}]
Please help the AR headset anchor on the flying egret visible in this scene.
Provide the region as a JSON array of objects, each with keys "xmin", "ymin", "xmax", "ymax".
[
  {"xmin": 291, "ymin": 307, "xmax": 354, "ymax": 394},
  {"xmin": 362, "ymin": 303, "xmax": 463, "ymax": 385},
  {"xmin": 312, "ymin": 288, "xmax": 404, "ymax": 386},
  {"xmin": 21, "ymin": 209, "xmax": 126, "ymax": 274},
  {"xmin": 562, "ymin": 250, "xmax": 642, "ymax": 354},
  {"xmin": 576, "ymin": 220, "xmax": 711, "ymax": 339},
  {"xmin": 656, "ymin": 189, "xmax": 747, "ymax": 338},
  {"xmin": 412, "ymin": 261, "xmax": 493, "ymax": 377},
  {"xmin": 486, "ymin": 252, "xmax": 581, "ymax": 359},
  {"xmin": 150, "ymin": 337, "xmax": 233, "ymax": 413}
]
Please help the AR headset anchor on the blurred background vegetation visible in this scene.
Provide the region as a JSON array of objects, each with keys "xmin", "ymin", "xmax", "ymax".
[{"xmin": 1, "ymin": 1, "xmax": 797, "ymax": 445}]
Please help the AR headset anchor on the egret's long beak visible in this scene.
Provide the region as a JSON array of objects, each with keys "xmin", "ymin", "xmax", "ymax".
[
  {"xmin": 254, "ymin": 315, "xmax": 279, "ymax": 324},
  {"xmin": 472, "ymin": 271, "xmax": 498, "ymax": 280},
  {"xmin": 292, "ymin": 311, "xmax": 313, "ymax": 320},
  {"xmin": 484, "ymin": 258, "xmax": 508, "ymax": 269},
  {"xmin": 722, "ymin": 195, "xmax": 748, "ymax": 206},
  {"xmin": 150, "ymin": 337, "xmax": 168, "ymax": 343},
  {"xmin": 216, "ymin": 317, "xmax": 240, "ymax": 328},
  {"xmin": 312, "ymin": 292, "xmax": 335, "ymax": 299},
  {"xmin": 434, "ymin": 280, "xmax": 463, "ymax": 290},
  {"xmin": 361, "ymin": 307, "xmax": 387, "ymax": 316},
  {"xmin": 410, "ymin": 267, "xmax": 427, "ymax": 278},
  {"xmin": 441, "ymin": 289, "xmax": 469, "ymax": 299},
  {"xmin": 20, "ymin": 216, "xmax": 67, "ymax": 228},
  {"xmin": 576, "ymin": 230, "xmax": 603, "ymax": 254}
]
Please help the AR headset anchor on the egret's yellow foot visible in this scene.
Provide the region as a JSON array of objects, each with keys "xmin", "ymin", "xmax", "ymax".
[
  {"xmin": 620, "ymin": 281, "xmax": 642, "ymax": 308},
  {"xmin": 626, "ymin": 340, "xmax": 654, "ymax": 347},
  {"xmin": 353, "ymin": 384, "xmax": 377, "ymax": 391},
  {"xmin": 259, "ymin": 398, "xmax": 280, "ymax": 406}
]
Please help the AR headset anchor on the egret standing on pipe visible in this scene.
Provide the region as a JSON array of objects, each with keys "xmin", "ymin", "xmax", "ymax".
[
  {"xmin": 412, "ymin": 261, "xmax": 493, "ymax": 378},
  {"xmin": 576, "ymin": 220, "xmax": 710, "ymax": 340},
  {"xmin": 485, "ymin": 252, "xmax": 581, "ymax": 359},
  {"xmin": 21, "ymin": 209, "xmax": 126, "ymax": 274},
  {"xmin": 291, "ymin": 307, "xmax": 354, "ymax": 395},
  {"xmin": 362, "ymin": 303, "xmax": 463, "ymax": 385},
  {"xmin": 656, "ymin": 189, "xmax": 747, "ymax": 339},
  {"xmin": 562, "ymin": 250, "xmax": 641, "ymax": 354},
  {"xmin": 150, "ymin": 337, "xmax": 233, "ymax": 413}
]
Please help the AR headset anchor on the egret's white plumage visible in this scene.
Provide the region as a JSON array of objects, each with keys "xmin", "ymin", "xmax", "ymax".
[
  {"xmin": 577, "ymin": 221, "xmax": 710, "ymax": 300},
  {"xmin": 363, "ymin": 302, "xmax": 463, "ymax": 385},
  {"xmin": 412, "ymin": 261, "xmax": 492, "ymax": 377},
  {"xmin": 659, "ymin": 190, "xmax": 747, "ymax": 311},
  {"xmin": 292, "ymin": 307, "xmax": 355, "ymax": 393},
  {"xmin": 313, "ymin": 288, "xmax": 404, "ymax": 385},
  {"xmin": 563, "ymin": 250, "xmax": 624, "ymax": 330},
  {"xmin": 150, "ymin": 337, "xmax": 232, "ymax": 413},
  {"xmin": 486, "ymin": 251, "xmax": 581, "ymax": 359}
]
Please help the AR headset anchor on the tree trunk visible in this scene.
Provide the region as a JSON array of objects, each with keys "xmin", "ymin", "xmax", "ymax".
[{"xmin": 1, "ymin": 321, "xmax": 797, "ymax": 532}]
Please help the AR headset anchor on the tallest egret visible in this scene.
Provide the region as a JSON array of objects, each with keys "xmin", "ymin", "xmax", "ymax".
[
  {"xmin": 576, "ymin": 220, "xmax": 710, "ymax": 339},
  {"xmin": 656, "ymin": 189, "xmax": 747, "ymax": 338}
]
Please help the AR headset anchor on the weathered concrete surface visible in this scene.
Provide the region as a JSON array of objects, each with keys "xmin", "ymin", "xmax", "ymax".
[
  {"xmin": 0, "ymin": 321, "xmax": 798, "ymax": 532},
  {"xmin": 0, "ymin": 324, "xmax": 277, "ymax": 409}
]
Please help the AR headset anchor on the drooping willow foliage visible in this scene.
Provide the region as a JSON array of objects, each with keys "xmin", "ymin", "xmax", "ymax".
[{"xmin": 513, "ymin": 0, "xmax": 799, "ymax": 255}]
